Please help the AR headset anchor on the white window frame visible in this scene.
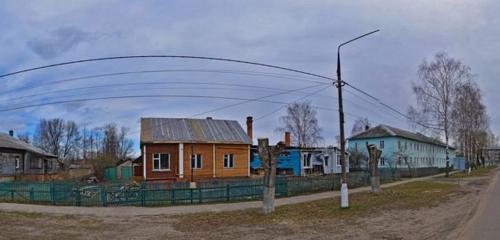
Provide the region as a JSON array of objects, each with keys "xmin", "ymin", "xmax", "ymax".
[
  {"xmin": 152, "ymin": 153, "xmax": 170, "ymax": 171},
  {"xmin": 15, "ymin": 156, "xmax": 20, "ymax": 169},
  {"xmin": 302, "ymin": 153, "xmax": 312, "ymax": 168},
  {"xmin": 380, "ymin": 140, "xmax": 385, "ymax": 149},
  {"xmin": 336, "ymin": 154, "xmax": 342, "ymax": 166},
  {"xmin": 191, "ymin": 154, "xmax": 202, "ymax": 169},
  {"xmin": 380, "ymin": 157, "xmax": 385, "ymax": 165},
  {"xmin": 224, "ymin": 154, "xmax": 235, "ymax": 168}
]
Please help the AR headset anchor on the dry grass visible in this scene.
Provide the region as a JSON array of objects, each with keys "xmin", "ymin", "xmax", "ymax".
[
  {"xmin": 173, "ymin": 181, "xmax": 459, "ymax": 234},
  {"xmin": 449, "ymin": 165, "xmax": 497, "ymax": 178}
]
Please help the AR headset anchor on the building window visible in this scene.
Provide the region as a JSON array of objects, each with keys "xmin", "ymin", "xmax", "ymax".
[
  {"xmin": 336, "ymin": 154, "xmax": 342, "ymax": 166},
  {"xmin": 355, "ymin": 143, "xmax": 358, "ymax": 151},
  {"xmin": 153, "ymin": 153, "xmax": 170, "ymax": 171},
  {"xmin": 398, "ymin": 141, "xmax": 401, "ymax": 150},
  {"xmin": 224, "ymin": 154, "xmax": 235, "ymax": 168},
  {"xmin": 324, "ymin": 156, "xmax": 329, "ymax": 167},
  {"xmin": 405, "ymin": 142, "xmax": 407, "ymax": 150},
  {"xmin": 30, "ymin": 158, "xmax": 42, "ymax": 169},
  {"xmin": 380, "ymin": 140, "xmax": 384, "ymax": 149},
  {"xmin": 15, "ymin": 156, "xmax": 20, "ymax": 169},
  {"xmin": 191, "ymin": 154, "xmax": 202, "ymax": 169},
  {"xmin": 303, "ymin": 153, "xmax": 312, "ymax": 168},
  {"xmin": 380, "ymin": 157, "xmax": 385, "ymax": 165}
]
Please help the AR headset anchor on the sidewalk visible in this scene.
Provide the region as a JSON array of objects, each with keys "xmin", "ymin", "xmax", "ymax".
[{"xmin": 0, "ymin": 173, "xmax": 446, "ymax": 217}]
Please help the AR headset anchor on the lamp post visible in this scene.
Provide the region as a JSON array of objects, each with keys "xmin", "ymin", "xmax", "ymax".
[{"xmin": 337, "ymin": 29, "xmax": 379, "ymax": 208}]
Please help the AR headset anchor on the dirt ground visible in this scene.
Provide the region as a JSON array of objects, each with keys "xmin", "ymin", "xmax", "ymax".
[{"xmin": 0, "ymin": 173, "xmax": 494, "ymax": 240}]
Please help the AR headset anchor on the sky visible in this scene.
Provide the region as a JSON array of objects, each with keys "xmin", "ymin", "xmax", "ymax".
[{"xmin": 1, "ymin": 0, "xmax": 500, "ymax": 154}]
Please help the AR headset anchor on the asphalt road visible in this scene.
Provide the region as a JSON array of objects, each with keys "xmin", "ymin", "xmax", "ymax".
[{"xmin": 462, "ymin": 171, "xmax": 500, "ymax": 240}]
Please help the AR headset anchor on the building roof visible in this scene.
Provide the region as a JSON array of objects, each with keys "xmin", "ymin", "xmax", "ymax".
[
  {"xmin": 348, "ymin": 124, "xmax": 454, "ymax": 148},
  {"xmin": 0, "ymin": 133, "xmax": 57, "ymax": 157},
  {"xmin": 141, "ymin": 118, "xmax": 252, "ymax": 144}
]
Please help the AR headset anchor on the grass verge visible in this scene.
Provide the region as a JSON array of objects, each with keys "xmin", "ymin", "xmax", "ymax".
[
  {"xmin": 173, "ymin": 180, "xmax": 459, "ymax": 232},
  {"xmin": 449, "ymin": 165, "xmax": 497, "ymax": 178}
]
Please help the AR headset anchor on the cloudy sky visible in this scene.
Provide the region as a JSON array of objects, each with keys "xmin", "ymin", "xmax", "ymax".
[{"xmin": 1, "ymin": 0, "xmax": 500, "ymax": 153}]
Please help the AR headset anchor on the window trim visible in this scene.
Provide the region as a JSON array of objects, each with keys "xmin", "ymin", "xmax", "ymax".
[
  {"xmin": 223, "ymin": 154, "xmax": 235, "ymax": 169},
  {"xmin": 191, "ymin": 154, "xmax": 203, "ymax": 169},
  {"xmin": 302, "ymin": 153, "xmax": 312, "ymax": 168},
  {"xmin": 15, "ymin": 156, "xmax": 20, "ymax": 169},
  {"xmin": 152, "ymin": 153, "xmax": 171, "ymax": 172}
]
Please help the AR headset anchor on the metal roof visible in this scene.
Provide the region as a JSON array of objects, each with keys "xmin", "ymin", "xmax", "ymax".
[
  {"xmin": 0, "ymin": 133, "xmax": 57, "ymax": 157},
  {"xmin": 349, "ymin": 124, "xmax": 454, "ymax": 149},
  {"xmin": 141, "ymin": 118, "xmax": 252, "ymax": 144}
]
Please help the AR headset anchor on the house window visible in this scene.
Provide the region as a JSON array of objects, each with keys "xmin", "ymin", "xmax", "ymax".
[
  {"xmin": 224, "ymin": 154, "xmax": 235, "ymax": 168},
  {"xmin": 191, "ymin": 154, "xmax": 202, "ymax": 169},
  {"xmin": 405, "ymin": 142, "xmax": 407, "ymax": 150},
  {"xmin": 380, "ymin": 157, "xmax": 385, "ymax": 165},
  {"xmin": 324, "ymin": 156, "xmax": 329, "ymax": 167},
  {"xmin": 30, "ymin": 158, "xmax": 42, "ymax": 169},
  {"xmin": 398, "ymin": 141, "xmax": 401, "ymax": 150},
  {"xmin": 355, "ymin": 143, "xmax": 358, "ymax": 151},
  {"xmin": 336, "ymin": 154, "xmax": 342, "ymax": 166},
  {"xmin": 380, "ymin": 140, "xmax": 384, "ymax": 149},
  {"xmin": 153, "ymin": 153, "xmax": 170, "ymax": 171},
  {"xmin": 303, "ymin": 153, "xmax": 312, "ymax": 168},
  {"xmin": 15, "ymin": 156, "xmax": 20, "ymax": 169}
]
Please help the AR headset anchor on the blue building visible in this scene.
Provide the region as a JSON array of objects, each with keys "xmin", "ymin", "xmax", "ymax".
[
  {"xmin": 347, "ymin": 125, "xmax": 455, "ymax": 169},
  {"xmin": 250, "ymin": 146, "xmax": 349, "ymax": 176}
]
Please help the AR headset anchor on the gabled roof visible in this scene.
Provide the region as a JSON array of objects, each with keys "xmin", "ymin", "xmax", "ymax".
[
  {"xmin": 348, "ymin": 124, "xmax": 453, "ymax": 148},
  {"xmin": 0, "ymin": 133, "xmax": 57, "ymax": 158},
  {"xmin": 141, "ymin": 118, "xmax": 252, "ymax": 144}
]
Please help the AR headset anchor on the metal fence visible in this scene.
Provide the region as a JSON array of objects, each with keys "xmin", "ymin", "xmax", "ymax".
[{"xmin": 0, "ymin": 171, "xmax": 399, "ymax": 207}]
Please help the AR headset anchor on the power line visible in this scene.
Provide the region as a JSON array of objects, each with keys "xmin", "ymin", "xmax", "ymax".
[
  {"xmin": 0, "ymin": 55, "xmax": 337, "ymax": 83},
  {"xmin": 0, "ymin": 94, "xmax": 336, "ymax": 113},
  {"xmin": 0, "ymin": 68, "xmax": 330, "ymax": 96},
  {"xmin": 254, "ymin": 85, "xmax": 333, "ymax": 121},
  {"xmin": 188, "ymin": 84, "xmax": 326, "ymax": 118},
  {"xmin": 344, "ymin": 82, "xmax": 443, "ymax": 130},
  {"xmin": 5, "ymin": 80, "xmax": 330, "ymax": 106}
]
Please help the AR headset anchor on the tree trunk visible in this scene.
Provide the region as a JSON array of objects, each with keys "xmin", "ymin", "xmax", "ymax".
[{"xmin": 262, "ymin": 163, "xmax": 276, "ymax": 214}]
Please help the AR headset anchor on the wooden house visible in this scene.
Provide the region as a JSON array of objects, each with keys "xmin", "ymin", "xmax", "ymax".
[
  {"xmin": 137, "ymin": 117, "xmax": 253, "ymax": 181},
  {"xmin": 0, "ymin": 131, "xmax": 58, "ymax": 181}
]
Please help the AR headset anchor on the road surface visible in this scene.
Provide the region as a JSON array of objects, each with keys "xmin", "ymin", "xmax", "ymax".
[{"xmin": 462, "ymin": 170, "xmax": 500, "ymax": 240}]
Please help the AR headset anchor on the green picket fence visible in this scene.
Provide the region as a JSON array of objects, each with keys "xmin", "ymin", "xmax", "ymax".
[{"xmin": 0, "ymin": 171, "xmax": 389, "ymax": 207}]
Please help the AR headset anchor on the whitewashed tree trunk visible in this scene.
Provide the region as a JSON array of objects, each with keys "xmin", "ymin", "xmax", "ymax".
[{"xmin": 258, "ymin": 138, "xmax": 284, "ymax": 214}]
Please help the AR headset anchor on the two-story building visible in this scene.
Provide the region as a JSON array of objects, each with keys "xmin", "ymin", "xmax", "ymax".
[
  {"xmin": 138, "ymin": 117, "xmax": 252, "ymax": 181},
  {"xmin": 347, "ymin": 124, "xmax": 455, "ymax": 169}
]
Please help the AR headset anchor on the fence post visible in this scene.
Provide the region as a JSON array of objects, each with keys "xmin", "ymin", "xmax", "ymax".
[
  {"xmin": 141, "ymin": 186, "xmax": 146, "ymax": 207},
  {"xmin": 171, "ymin": 189, "xmax": 176, "ymax": 205},
  {"xmin": 75, "ymin": 189, "xmax": 81, "ymax": 207},
  {"xmin": 190, "ymin": 188, "xmax": 193, "ymax": 204},
  {"xmin": 198, "ymin": 188, "xmax": 202, "ymax": 203},
  {"xmin": 226, "ymin": 185, "xmax": 230, "ymax": 202},
  {"xmin": 101, "ymin": 189, "xmax": 107, "ymax": 207},
  {"xmin": 50, "ymin": 185, "xmax": 55, "ymax": 205},
  {"xmin": 29, "ymin": 187, "xmax": 34, "ymax": 202},
  {"xmin": 10, "ymin": 189, "xmax": 14, "ymax": 201}
]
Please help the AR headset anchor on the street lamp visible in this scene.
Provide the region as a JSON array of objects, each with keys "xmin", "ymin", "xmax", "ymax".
[{"xmin": 337, "ymin": 29, "xmax": 379, "ymax": 208}]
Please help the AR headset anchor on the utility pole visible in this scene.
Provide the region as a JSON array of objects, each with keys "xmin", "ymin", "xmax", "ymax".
[{"xmin": 336, "ymin": 29, "xmax": 379, "ymax": 208}]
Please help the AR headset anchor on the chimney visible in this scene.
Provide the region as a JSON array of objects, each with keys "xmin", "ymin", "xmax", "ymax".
[
  {"xmin": 284, "ymin": 131, "xmax": 291, "ymax": 147},
  {"xmin": 365, "ymin": 125, "xmax": 370, "ymax": 131},
  {"xmin": 246, "ymin": 116, "xmax": 253, "ymax": 143},
  {"xmin": 206, "ymin": 117, "xmax": 213, "ymax": 120},
  {"xmin": 8, "ymin": 130, "xmax": 14, "ymax": 137}
]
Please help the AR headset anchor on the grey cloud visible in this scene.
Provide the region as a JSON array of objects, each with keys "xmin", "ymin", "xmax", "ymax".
[{"xmin": 26, "ymin": 26, "xmax": 91, "ymax": 59}]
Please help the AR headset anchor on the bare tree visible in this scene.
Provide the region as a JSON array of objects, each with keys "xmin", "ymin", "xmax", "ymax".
[
  {"xmin": 408, "ymin": 52, "xmax": 473, "ymax": 176},
  {"xmin": 276, "ymin": 101, "xmax": 323, "ymax": 147},
  {"xmin": 367, "ymin": 143, "xmax": 382, "ymax": 193},
  {"xmin": 351, "ymin": 117, "xmax": 371, "ymax": 136},
  {"xmin": 16, "ymin": 132, "xmax": 31, "ymax": 144}
]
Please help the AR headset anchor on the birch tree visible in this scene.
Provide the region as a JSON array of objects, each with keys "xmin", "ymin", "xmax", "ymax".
[
  {"xmin": 277, "ymin": 101, "xmax": 323, "ymax": 147},
  {"xmin": 408, "ymin": 52, "xmax": 472, "ymax": 176}
]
